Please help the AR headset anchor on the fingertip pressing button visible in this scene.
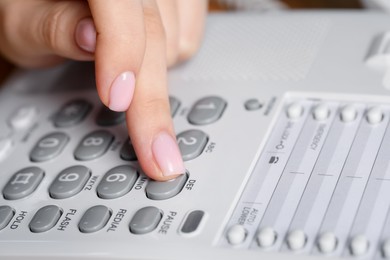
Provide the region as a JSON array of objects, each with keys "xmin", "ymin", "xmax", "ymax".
[
  {"xmin": 340, "ymin": 105, "xmax": 357, "ymax": 122},
  {"xmin": 318, "ymin": 232, "xmax": 338, "ymax": 254},
  {"xmin": 366, "ymin": 106, "xmax": 383, "ymax": 124},
  {"xmin": 287, "ymin": 229, "xmax": 307, "ymax": 251},
  {"xmin": 350, "ymin": 235, "xmax": 369, "ymax": 256},
  {"xmin": 227, "ymin": 224, "xmax": 247, "ymax": 245},
  {"xmin": 313, "ymin": 103, "xmax": 329, "ymax": 121},
  {"xmin": 286, "ymin": 103, "xmax": 303, "ymax": 119},
  {"xmin": 382, "ymin": 239, "xmax": 390, "ymax": 259},
  {"xmin": 257, "ymin": 227, "xmax": 277, "ymax": 248}
]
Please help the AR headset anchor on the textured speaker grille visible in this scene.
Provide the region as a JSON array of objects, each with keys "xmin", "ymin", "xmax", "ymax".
[{"xmin": 173, "ymin": 15, "xmax": 330, "ymax": 81}]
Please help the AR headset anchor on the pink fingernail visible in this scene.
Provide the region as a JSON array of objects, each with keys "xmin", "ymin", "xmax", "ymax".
[
  {"xmin": 75, "ymin": 18, "xmax": 96, "ymax": 53},
  {"xmin": 109, "ymin": 71, "xmax": 136, "ymax": 112},
  {"xmin": 152, "ymin": 132, "xmax": 185, "ymax": 177}
]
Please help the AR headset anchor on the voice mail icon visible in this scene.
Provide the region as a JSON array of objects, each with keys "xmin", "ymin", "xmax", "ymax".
[{"xmin": 269, "ymin": 156, "xmax": 279, "ymax": 164}]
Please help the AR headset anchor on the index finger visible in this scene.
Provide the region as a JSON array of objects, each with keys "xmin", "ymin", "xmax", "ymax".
[{"xmin": 87, "ymin": 0, "xmax": 145, "ymax": 111}]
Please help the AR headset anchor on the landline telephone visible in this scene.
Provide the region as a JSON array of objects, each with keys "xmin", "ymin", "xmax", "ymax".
[{"xmin": 1, "ymin": 11, "xmax": 390, "ymax": 260}]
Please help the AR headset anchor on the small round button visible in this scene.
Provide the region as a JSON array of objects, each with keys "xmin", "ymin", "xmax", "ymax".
[
  {"xmin": 382, "ymin": 239, "xmax": 390, "ymax": 259},
  {"xmin": 317, "ymin": 232, "xmax": 337, "ymax": 254},
  {"xmin": 286, "ymin": 103, "xmax": 303, "ymax": 119},
  {"xmin": 226, "ymin": 224, "xmax": 247, "ymax": 245},
  {"xmin": 257, "ymin": 227, "xmax": 277, "ymax": 248},
  {"xmin": 340, "ymin": 105, "xmax": 357, "ymax": 123},
  {"xmin": 244, "ymin": 99, "xmax": 263, "ymax": 111},
  {"xmin": 287, "ymin": 229, "xmax": 307, "ymax": 251},
  {"xmin": 350, "ymin": 235, "xmax": 369, "ymax": 256},
  {"xmin": 313, "ymin": 104, "xmax": 329, "ymax": 121},
  {"xmin": 366, "ymin": 106, "xmax": 383, "ymax": 124}
]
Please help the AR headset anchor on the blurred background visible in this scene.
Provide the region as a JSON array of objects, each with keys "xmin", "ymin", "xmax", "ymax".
[{"xmin": 0, "ymin": 0, "xmax": 380, "ymax": 84}]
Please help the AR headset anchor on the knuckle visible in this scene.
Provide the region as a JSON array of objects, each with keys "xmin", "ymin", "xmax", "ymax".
[
  {"xmin": 143, "ymin": 6, "xmax": 166, "ymax": 42},
  {"xmin": 40, "ymin": 4, "xmax": 67, "ymax": 51}
]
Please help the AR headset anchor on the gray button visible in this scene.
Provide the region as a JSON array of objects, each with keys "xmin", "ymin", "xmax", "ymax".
[
  {"xmin": 188, "ymin": 96, "xmax": 226, "ymax": 125},
  {"xmin": 96, "ymin": 106, "xmax": 125, "ymax": 126},
  {"xmin": 120, "ymin": 138, "xmax": 137, "ymax": 161},
  {"xmin": 169, "ymin": 96, "xmax": 181, "ymax": 117},
  {"xmin": 181, "ymin": 210, "xmax": 205, "ymax": 234},
  {"xmin": 97, "ymin": 165, "xmax": 138, "ymax": 199},
  {"xmin": 146, "ymin": 174, "xmax": 188, "ymax": 200},
  {"xmin": 49, "ymin": 166, "xmax": 91, "ymax": 199},
  {"xmin": 245, "ymin": 99, "xmax": 263, "ymax": 111},
  {"xmin": 3, "ymin": 167, "xmax": 44, "ymax": 200},
  {"xmin": 177, "ymin": 130, "xmax": 208, "ymax": 161},
  {"xmin": 30, "ymin": 132, "xmax": 69, "ymax": 162},
  {"xmin": 129, "ymin": 206, "xmax": 162, "ymax": 234},
  {"xmin": 0, "ymin": 206, "xmax": 14, "ymax": 230},
  {"xmin": 74, "ymin": 130, "xmax": 114, "ymax": 161},
  {"xmin": 29, "ymin": 205, "xmax": 62, "ymax": 233},
  {"xmin": 53, "ymin": 99, "xmax": 91, "ymax": 128},
  {"xmin": 79, "ymin": 205, "xmax": 111, "ymax": 233}
]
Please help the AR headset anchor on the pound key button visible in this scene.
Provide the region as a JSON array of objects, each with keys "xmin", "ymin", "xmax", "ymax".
[{"xmin": 3, "ymin": 167, "xmax": 44, "ymax": 200}]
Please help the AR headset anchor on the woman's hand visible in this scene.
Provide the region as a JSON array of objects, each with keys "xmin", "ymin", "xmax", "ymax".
[{"xmin": 0, "ymin": 0, "xmax": 208, "ymax": 180}]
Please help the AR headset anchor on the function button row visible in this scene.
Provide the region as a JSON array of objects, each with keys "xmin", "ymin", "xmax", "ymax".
[
  {"xmin": 53, "ymin": 99, "xmax": 91, "ymax": 128},
  {"xmin": 188, "ymin": 96, "xmax": 227, "ymax": 125},
  {"xmin": 2, "ymin": 167, "xmax": 44, "ymax": 200},
  {"xmin": 30, "ymin": 132, "xmax": 69, "ymax": 162},
  {"xmin": 74, "ymin": 130, "xmax": 114, "ymax": 161},
  {"xmin": 0, "ymin": 206, "xmax": 14, "ymax": 231},
  {"xmin": 49, "ymin": 165, "xmax": 91, "ymax": 199},
  {"xmin": 8, "ymin": 105, "xmax": 38, "ymax": 130}
]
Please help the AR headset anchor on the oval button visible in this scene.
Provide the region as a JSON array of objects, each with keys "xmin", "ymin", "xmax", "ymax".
[
  {"xmin": 188, "ymin": 96, "xmax": 226, "ymax": 125},
  {"xmin": 129, "ymin": 206, "xmax": 162, "ymax": 234}
]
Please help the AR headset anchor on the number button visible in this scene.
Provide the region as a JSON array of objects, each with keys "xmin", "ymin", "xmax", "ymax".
[
  {"xmin": 96, "ymin": 106, "xmax": 125, "ymax": 126},
  {"xmin": 120, "ymin": 138, "xmax": 137, "ymax": 161},
  {"xmin": 74, "ymin": 130, "xmax": 114, "ymax": 161},
  {"xmin": 169, "ymin": 96, "xmax": 181, "ymax": 117},
  {"xmin": 53, "ymin": 99, "xmax": 91, "ymax": 128},
  {"xmin": 188, "ymin": 96, "xmax": 226, "ymax": 125},
  {"xmin": 97, "ymin": 165, "xmax": 138, "ymax": 199},
  {"xmin": 3, "ymin": 167, "xmax": 44, "ymax": 200},
  {"xmin": 0, "ymin": 206, "xmax": 14, "ymax": 230},
  {"xmin": 177, "ymin": 130, "xmax": 208, "ymax": 161},
  {"xmin": 30, "ymin": 132, "xmax": 69, "ymax": 162},
  {"xmin": 49, "ymin": 166, "xmax": 91, "ymax": 199}
]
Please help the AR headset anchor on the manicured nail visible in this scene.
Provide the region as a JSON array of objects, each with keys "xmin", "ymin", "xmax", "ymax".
[
  {"xmin": 152, "ymin": 132, "xmax": 185, "ymax": 177},
  {"xmin": 75, "ymin": 18, "xmax": 96, "ymax": 53},
  {"xmin": 108, "ymin": 71, "xmax": 135, "ymax": 112}
]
